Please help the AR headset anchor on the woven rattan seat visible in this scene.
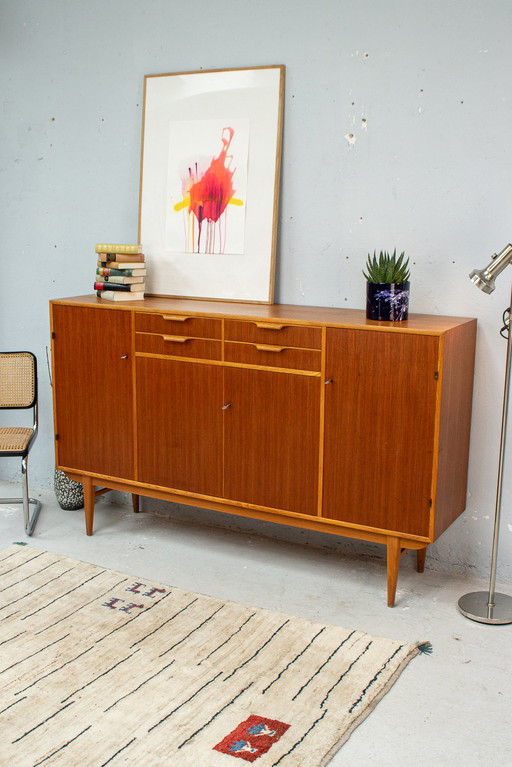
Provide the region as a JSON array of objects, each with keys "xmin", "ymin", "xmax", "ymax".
[
  {"xmin": 0, "ymin": 352, "xmax": 42, "ymax": 535},
  {"xmin": 0, "ymin": 427, "xmax": 34, "ymax": 452}
]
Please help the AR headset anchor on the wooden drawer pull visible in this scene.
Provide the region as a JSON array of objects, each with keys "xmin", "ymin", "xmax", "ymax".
[
  {"xmin": 254, "ymin": 322, "xmax": 286, "ymax": 330},
  {"xmin": 163, "ymin": 335, "xmax": 190, "ymax": 343},
  {"xmin": 254, "ymin": 343, "xmax": 286, "ymax": 353},
  {"xmin": 161, "ymin": 314, "xmax": 188, "ymax": 322}
]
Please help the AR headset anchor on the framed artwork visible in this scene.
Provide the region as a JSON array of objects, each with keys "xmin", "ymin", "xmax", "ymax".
[{"xmin": 138, "ymin": 65, "xmax": 285, "ymax": 303}]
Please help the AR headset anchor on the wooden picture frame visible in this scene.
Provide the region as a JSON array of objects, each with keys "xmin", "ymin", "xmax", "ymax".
[{"xmin": 138, "ymin": 65, "xmax": 285, "ymax": 303}]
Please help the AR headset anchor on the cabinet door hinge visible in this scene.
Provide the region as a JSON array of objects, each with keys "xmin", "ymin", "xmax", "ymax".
[
  {"xmin": 434, "ymin": 371, "xmax": 439, "ymax": 380},
  {"xmin": 51, "ymin": 332, "xmax": 55, "ymax": 339},
  {"xmin": 55, "ymin": 434, "xmax": 59, "ymax": 441},
  {"xmin": 428, "ymin": 498, "xmax": 433, "ymax": 507}
]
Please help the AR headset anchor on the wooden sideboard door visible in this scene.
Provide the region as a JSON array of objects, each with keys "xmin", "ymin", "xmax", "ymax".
[
  {"xmin": 223, "ymin": 367, "xmax": 321, "ymax": 515},
  {"xmin": 322, "ymin": 328, "xmax": 439, "ymax": 536},
  {"xmin": 51, "ymin": 304, "xmax": 134, "ymax": 478},
  {"xmin": 136, "ymin": 357, "xmax": 223, "ymax": 497}
]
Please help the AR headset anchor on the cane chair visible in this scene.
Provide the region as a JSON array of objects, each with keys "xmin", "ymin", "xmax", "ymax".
[{"xmin": 0, "ymin": 351, "xmax": 42, "ymax": 535}]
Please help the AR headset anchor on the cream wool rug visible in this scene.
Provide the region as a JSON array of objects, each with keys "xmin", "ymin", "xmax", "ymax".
[{"xmin": 0, "ymin": 545, "xmax": 421, "ymax": 766}]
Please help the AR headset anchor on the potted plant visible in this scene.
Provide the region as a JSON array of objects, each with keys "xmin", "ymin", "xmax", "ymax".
[{"xmin": 363, "ymin": 249, "xmax": 410, "ymax": 321}]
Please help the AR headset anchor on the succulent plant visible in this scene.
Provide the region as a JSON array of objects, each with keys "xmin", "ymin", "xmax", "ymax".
[{"xmin": 363, "ymin": 249, "xmax": 410, "ymax": 283}]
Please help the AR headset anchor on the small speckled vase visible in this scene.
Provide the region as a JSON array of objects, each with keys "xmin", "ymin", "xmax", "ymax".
[
  {"xmin": 366, "ymin": 281, "xmax": 410, "ymax": 321},
  {"xmin": 54, "ymin": 469, "xmax": 84, "ymax": 510}
]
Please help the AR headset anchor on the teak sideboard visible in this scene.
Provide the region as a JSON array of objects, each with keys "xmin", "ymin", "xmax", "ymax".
[{"xmin": 49, "ymin": 295, "xmax": 477, "ymax": 606}]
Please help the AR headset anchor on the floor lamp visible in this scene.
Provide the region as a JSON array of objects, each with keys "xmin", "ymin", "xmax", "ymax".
[{"xmin": 458, "ymin": 243, "xmax": 512, "ymax": 624}]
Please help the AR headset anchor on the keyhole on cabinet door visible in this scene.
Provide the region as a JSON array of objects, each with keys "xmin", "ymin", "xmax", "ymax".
[
  {"xmin": 324, "ymin": 378, "xmax": 333, "ymax": 385},
  {"xmin": 221, "ymin": 402, "xmax": 232, "ymax": 410}
]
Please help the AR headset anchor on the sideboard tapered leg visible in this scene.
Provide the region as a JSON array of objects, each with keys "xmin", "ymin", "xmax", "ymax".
[
  {"xmin": 83, "ymin": 477, "xmax": 95, "ymax": 536},
  {"xmin": 386, "ymin": 537, "xmax": 401, "ymax": 607}
]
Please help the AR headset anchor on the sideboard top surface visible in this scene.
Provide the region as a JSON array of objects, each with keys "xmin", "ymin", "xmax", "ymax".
[{"xmin": 50, "ymin": 295, "xmax": 476, "ymax": 335}]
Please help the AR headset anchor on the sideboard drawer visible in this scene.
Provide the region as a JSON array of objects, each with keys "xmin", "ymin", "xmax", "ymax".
[
  {"xmin": 225, "ymin": 319, "xmax": 322, "ymax": 349},
  {"xmin": 135, "ymin": 312, "xmax": 222, "ymax": 339},
  {"xmin": 135, "ymin": 332, "xmax": 222, "ymax": 360},
  {"xmin": 224, "ymin": 341, "xmax": 321, "ymax": 371}
]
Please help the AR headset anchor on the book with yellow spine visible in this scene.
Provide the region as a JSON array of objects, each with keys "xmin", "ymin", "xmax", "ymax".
[{"xmin": 95, "ymin": 243, "xmax": 142, "ymax": 255}]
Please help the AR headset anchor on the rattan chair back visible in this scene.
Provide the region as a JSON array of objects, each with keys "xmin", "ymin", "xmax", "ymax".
[{"xmin": 0, "ymin": 352, "xmax": 37, "ymax": 409}]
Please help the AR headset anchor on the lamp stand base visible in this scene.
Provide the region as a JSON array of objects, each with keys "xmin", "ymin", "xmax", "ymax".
[{"xmin": 458, "ymin": 591, "xmax": 512, "ymax": 624}]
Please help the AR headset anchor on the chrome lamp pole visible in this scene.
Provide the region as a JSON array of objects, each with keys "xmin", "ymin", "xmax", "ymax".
[{"xmin": 458, "ymin": 243, "xmax": 512, "ymax": 624}]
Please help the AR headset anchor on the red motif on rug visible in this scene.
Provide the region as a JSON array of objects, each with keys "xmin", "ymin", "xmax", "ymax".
[{"xmin": 213, "ymin": 715, "xmax": 290, "ymax": 762}]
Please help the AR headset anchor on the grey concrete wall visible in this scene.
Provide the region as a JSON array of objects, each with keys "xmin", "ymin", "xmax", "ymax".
[{"xmin": 1, "ymin": 0, "xmax": 512, "ymax": 581}]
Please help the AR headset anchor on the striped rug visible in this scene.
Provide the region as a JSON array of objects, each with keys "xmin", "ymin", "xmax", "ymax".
[{"xmin": 0, "ymin": 545, "xmax": 419, "ymax": 766}]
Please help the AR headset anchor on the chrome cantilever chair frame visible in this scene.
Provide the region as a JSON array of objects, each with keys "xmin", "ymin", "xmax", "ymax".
[{"xmin": 0, "ymin": 351, "xmax": 42, "ymax": 535}]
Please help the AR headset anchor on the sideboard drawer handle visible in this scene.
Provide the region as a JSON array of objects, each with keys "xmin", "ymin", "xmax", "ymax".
[
  {"xmin": 162, "ymin": 314, "xmax": 188, "ymax": 322},
  {"xmin": 163, "ymin": 335, "xmax": 190, "ymax": 343},
  {"xmin": 254, "ymin": 322, "xmax": 285, "ymax": 330},
  {"xmin": 254, "ymin": 344, "xmax": 286, "ymax": 353}
]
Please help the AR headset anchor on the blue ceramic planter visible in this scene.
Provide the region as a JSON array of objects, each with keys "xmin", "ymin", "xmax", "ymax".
[{"xmin": 366, "ymin": 281, "xmax": 410, "ymax": 321}]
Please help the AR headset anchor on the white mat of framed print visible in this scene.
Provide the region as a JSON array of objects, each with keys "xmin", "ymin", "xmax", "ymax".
[{"xmin": 138, "ymin": 65, "xmax": 285, "ymax": 303}]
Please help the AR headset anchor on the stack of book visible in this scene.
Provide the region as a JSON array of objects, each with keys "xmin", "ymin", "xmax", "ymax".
[{"xmin": 94, "ymin": 244, "xmax": 146, "ymax": 301}]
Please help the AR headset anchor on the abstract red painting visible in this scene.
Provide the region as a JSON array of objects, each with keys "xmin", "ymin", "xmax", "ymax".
[{"xmin": 167, "ymin": 119, "xmax": 249, "ymax": 255}]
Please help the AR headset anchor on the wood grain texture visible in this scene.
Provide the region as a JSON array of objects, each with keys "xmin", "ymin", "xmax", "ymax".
[
  {"xmin": 51, "ymin": 304, "xmax": 135, "ymax": 479},
  {"xmin": 223, "ymin": 367, "xmax": 321, "ymax": 515},
  {"xmin": 322, "ymin": 328, "xmax": 439, "ymax": 537},
  {"xmin": 136, "ymin": 357, "xmax": 223, "ymax": 497},
  {"xmin": 135, "ymin": 333, "xmax": 222, "ymax": 360},
  {"xmin": 224, "ymin": 342, "xmax": 321, "ymax": 371},
  {"xmin": 135, "ymin": 313, "xmax": 222, "ymax": 338},
  {"xmin": 433, "ymin": 319, "xmax": 477, "ymax": 538},
  {"xmin": 52, "ymin": 295, "xmax": 476, "ymax": 334},
  {"xmin": 224, "ymin": 319, "xmax": 322, "ymax": 348}
]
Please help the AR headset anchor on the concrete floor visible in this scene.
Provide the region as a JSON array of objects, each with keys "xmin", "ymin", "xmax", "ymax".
[{"xmin": 1, "ymin": 481, "xmax": 511, "ymax": 766}]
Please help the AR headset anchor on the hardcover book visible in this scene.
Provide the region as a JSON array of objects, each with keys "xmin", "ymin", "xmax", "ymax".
[
  {"xmin": 95, "ymin": 243, "xmax": 142, "ymax": 255},
  {"xmin": 96, "ymin": 290, "xmax": 145, "ymax": 301},
  {"xmin": 94, "ymin": 274, "xmax": 144, "ymax": 284},
  {"xmin": 97, "ymin": 252, "xmax": 145, "ymax": 263},
  {"xmin": 97, "ymin": 261, "xmax": 146, "ymax": 271},
  {"xmin": 96, "ymin": 267, "xmax": 147, "ymax": 277},
  {"xmin": 94, "ymin": 281, "xmax": 146, "ymax": 292}
]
